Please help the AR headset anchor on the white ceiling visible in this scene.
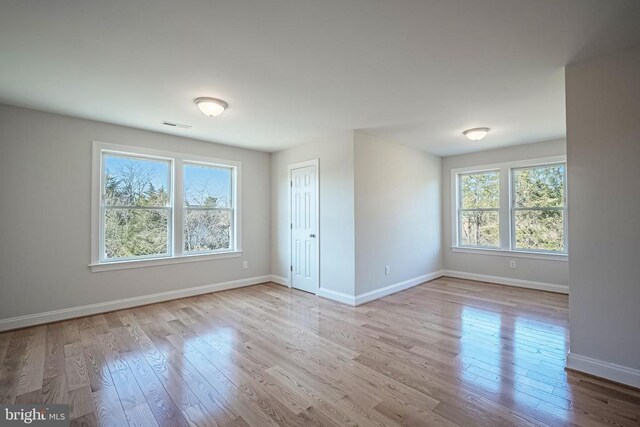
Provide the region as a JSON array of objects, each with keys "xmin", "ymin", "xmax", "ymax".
[{"xmin": 1, "ymin": 0, "xmax": 639, "ymax": 156}]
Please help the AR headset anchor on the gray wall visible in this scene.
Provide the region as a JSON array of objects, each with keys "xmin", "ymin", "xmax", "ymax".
[
  {"xmin": 270, "ymin": 132, "xmax": 356, "ymax": 295},
  {"xmin": 0, "ymin": 104, "xmax": 271, "ymax": 319},
  {"xmin": 354, "ymin": 131, "xmax": 441, "ymax": 295},
  {"xmin": 441, "ymin": 139, "xmax": 569, "ymax": 286},
  {"xmin": 566, "ymin": 47, "xmax": 640, "ymax": 373}
]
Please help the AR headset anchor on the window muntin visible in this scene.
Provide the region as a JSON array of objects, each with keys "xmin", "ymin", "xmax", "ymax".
[
  {"xmin": 183, "ymin": 163, "xmax": 234, "ymax": 254},
  {"xmin": 512, "ymin": 164, "xmax": 566, "ymax": 253},
  {"xmin": 101, "ymin": 153, "xmax": 172, "ymax": 262},
  {"xmin": 458, "ymin": 171, "xmax": 500, "ymax": 248}
]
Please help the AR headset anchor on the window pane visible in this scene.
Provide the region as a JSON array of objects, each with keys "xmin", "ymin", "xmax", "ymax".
[
  {"xmin": 104, "ymin": 208, "xmax": 169, "ymax": 260},
  {"xmin": 184, "ymin": 209, "xmax": 231, "ymax": 253},
  {"xmin": 514, "ymin": 164, "xmax": 564, "ymax": 208},
  {"xmin": 184, "ymin": 163, "xmax": 232, "ymax": 208},
  {"xmin": 514, "ymin": 210, "xmax": 564, "ymax": 252},
  {"xmin": 104, "ymin": 154, "xmax": 170, "ymax": 206},
  {"xmin": 460, "ymin": 210, "xmax": 499, "ymax": 247},
  {"xmin": 461, "ymin": 172, "xmax": 500, "ymax": 209}
]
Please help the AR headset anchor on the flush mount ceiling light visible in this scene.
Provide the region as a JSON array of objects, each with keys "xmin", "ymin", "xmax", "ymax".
[
  {"xmin": 463, "ymin": 127, "xmax": 491, "ymax": 141},
  {"xmin": 195, "ymin": 97, "xmax": 228, "ymax": 117}
]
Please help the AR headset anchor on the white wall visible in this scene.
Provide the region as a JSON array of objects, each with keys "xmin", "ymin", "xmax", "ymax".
[
  {"xmin": 565, "ymin": 46, "xmax": 640, "ymax": 387},
  {"xmin": 270, "ymin": 132, "xmax": 356, "ymax": 296},
  {"xmin": 441, "ymin": 139, "xmax": 569, "ymax": 288},
  {"xmin": 354, "ymin": 131, "xmax": 441, "ymax": 295},
  {"xmin": 0, "ymin": 104, "xmax": 271, "ymax": 321}
]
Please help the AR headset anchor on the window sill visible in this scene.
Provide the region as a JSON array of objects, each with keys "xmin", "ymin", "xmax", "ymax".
[
  {"xmin": 450, "ymin": 246, "xmax": 567, "ymax": 262},
  {"xmin": 90, "ymin": 250, "xmax": 243, "ymax": 272}
]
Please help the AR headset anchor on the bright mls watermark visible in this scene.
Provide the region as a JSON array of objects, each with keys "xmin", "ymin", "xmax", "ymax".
[{"xmin": 1, "ymin": 405, "xmax": 68, "ymax": 426}]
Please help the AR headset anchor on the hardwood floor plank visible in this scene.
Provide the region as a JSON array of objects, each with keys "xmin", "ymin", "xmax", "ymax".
[
  {"xmin": 0, "ymin": 331, "xmax": 30, "ymax": 403},
  {"xmin": 109, "ymin": 362, "xmax": 147, "ymax": 410},
  {"xmin": 146, "ymin": 351, "xmax": 201, "ymax": 411},
  {"xmin": 182, "ymin": 403, "xmax": 221, "ymax": 427},
  {"xmin": 42, "ymin": 374, "xmax": 68, "ymax": 405},
  {"xmin": 44, "ymin": 323, "xmax": 65, "ymax": 380},
  {"xmin": 62, "ymin": 320, "xmax": 81, "ymax": 345},
  {"xmin": 296, "ymin": 405, "xmax": 342, "ymax": 427},
  {"xmin": 111, "ymin": 326, "xmax": 139, "ymax": 353},
  {"xmin": 125, "ymin": 351, "xmax": 189, "ymax": 426},
  {"xmin": 103, "ymin": 312, "xmax": 125, "ymax": 329},
  {"xmin": 65, "ymin": 343, "xmax": 90, "ymax": 391},
  {"xmin": 125, "ymin": 402, "xmax": 160, "ymax": 427},
  {"xmin": 16, "ymin": 325, "xmax": 46, "ymax": 395},
  {"xmin": 68, "ymin": 385, "xmax": 96, "ymax": 419},
  {"xmin": 15, "ymin": 388, "xmax": 42, "ymax": 404},
  {"xmin": 161, "ymin": 352, "xmax": 238, "ymax": 424},
  {"xmin": 83, "ymin": 343, "xmax": 114, "ymax": 392},
  {"xmin": 373, "ymin": 399, "xmax": 457, "ymax": 426},
  {"xmin": 93, "ymin": 385, "xmax": 128, "ymax": 427},
  {"xmin": 333, "ymin": 395, "xmax": 402, "ymax": 427},
  {"xmin": 0, "ymin": 332, "xmax": 12, "ymax": 366},
  {"xmin": 69, "ymin": 411, "xmax": 98, "ymax": 427},
  {"xmin": 221, "ymin": 416, "xmax": 250, "ymax": 427}
]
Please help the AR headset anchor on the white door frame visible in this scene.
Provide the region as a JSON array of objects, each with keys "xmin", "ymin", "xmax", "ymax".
[{"xmin": 288, "ymin": 159, "xmax": 320, "ymax": 294}]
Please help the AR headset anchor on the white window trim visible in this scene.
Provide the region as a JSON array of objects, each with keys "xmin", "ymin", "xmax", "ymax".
[
  {"xmin": 90, "ymin": 141, "xmax": 242, "ymax": 272},
  {"xmin": 450, "ymin": 247, "xmax": 567, "ymax": 262},
  {"xmin": 451, "ymin": 155, "xmax": 567, "ymax": 260}
]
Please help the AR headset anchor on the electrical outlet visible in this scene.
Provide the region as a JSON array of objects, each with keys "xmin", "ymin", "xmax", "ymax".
[
  {"xmin": 509, "ymin": 260, "xmax": 516, "ymax": 269},
  {"xmin": 385, "ymin": 265, "xmax": 391, "ymax": 276},
  {"xmin": 242, "ymin": 261, "xmax": 248, "ymax": 270}
]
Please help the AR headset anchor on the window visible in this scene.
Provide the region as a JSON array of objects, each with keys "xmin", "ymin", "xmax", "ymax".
[
  {"xmin": 452, "ymin": 156, "xmax": 567, "ymax": 257},
  {"xmin": 102, "ymin": 154, "xmax": 172, "ymax": 261},
  {"xmin": 512, "ymin": 164, "xmax": 566, "ymax": 253},
  {"xmin": 91, "ymin": 142, "xmax": 241, "ymax": 271},
  {"xmin": 458, "ymin": 171, "xmax": 500, "ymax": 248},
  {"xmin": 184, "ymin": 163, "xmax": 233, "ymax": 254}
]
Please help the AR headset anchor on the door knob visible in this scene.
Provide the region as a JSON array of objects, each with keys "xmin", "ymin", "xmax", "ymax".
[{"xmin": 309, "ymin": 233, "xmax": 316, "ymax": 238}]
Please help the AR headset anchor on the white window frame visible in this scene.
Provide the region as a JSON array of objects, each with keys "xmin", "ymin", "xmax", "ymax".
[
  {"xmin": 510, "ymin": 163, "xmax": 568, "ymax": 255},
  {"xmin": 457, "ymin": 169, "xmax": 501, "ymax": 250},
  {"xmin": 90, "ymin": 141, "xmax": 242, "ymax": 272},
  {"xmin": 99, "ymin": 151, "xmax": 174, "ymax": 264},
  {"xmin": 182, "ymin": 160, "xmax": 235, "ymax": 256},
  {"xmin": 451, "ymin": 155, "xmax": 567, "ymax": 261}
]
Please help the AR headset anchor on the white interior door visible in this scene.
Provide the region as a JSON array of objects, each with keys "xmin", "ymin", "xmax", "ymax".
[{"xmin": 290, "ymin": 164, "xmax": 318, "ymax": 294}]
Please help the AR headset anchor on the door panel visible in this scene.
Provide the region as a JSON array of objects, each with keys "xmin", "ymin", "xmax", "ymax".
[{"xmin": 291, "ymin": 165, "xmax": 317, "ymax": 293}]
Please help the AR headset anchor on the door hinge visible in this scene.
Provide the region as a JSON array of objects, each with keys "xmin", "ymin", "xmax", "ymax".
[
  {"xmin": 290, "ymin": 265, "xmax": 293, "ymax": 272},
  {"xmin": 290, "ymin": 223, "xmax": 293, "ymax": 229},
  {"xmin": 290, "ymin": 180, "xmax": 293, "ymax": 187}
]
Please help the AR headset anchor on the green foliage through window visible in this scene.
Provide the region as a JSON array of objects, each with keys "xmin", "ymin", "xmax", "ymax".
[
  {"xmin": 105, "ymin": 209, "xmax": 168, "ymax": 259},
  {"xmin": 183, "ymin": 163, "xmax": 232, "ymax": 253},
  {"xmin": 513, "ymin": 164, "xmax": 565, "ymax": 252},
  {"xmin": 102, "ymin": 154, "xmax": 171, "ymax": 260},
  {"xmin": 459, "ymin": 171, "xmax": 500, "ymax": 247}
]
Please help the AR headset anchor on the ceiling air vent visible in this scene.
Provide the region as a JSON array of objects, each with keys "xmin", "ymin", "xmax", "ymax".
[{"xmin": 162, "ymin": 121, "xmax": 192, "ymax": 129}]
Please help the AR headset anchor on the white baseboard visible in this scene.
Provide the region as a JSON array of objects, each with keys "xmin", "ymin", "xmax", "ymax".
[
  {"xmin": 271, "ymin": 275, "xmax": 356, "ymax": 305},
  {"xmin": 0, "ymin": 275, "xmax": 272, "ymax": 332},
  {"xmin": 269, "ymin": 275, "xmax": 290, "ymax": 287},
  {"xmin": 355, "ymin": 270, "xmax": 445, "ymax": 306},
  {"xmin": 443, "ymin": 270, "xmax": 569, "ymax": 294},
  {"xmin": 567, "ymin": 353, "xmax": 640, "ymax": 389},
  {"xmin": 316, "ymin": 288, "xmax": 356, "ymax": 306}
]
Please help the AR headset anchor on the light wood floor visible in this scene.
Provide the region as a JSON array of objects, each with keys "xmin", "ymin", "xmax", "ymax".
[{"xmin": 1, "ymin": 277, "xmax": 639, "ymax": 426}]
